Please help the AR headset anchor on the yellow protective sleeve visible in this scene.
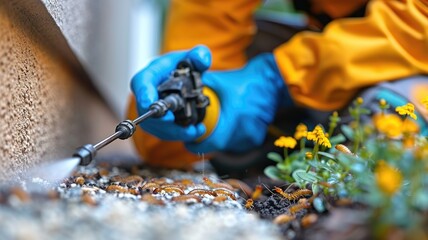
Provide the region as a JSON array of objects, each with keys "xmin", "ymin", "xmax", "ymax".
[
  {"xmin": 163, "ymin": 0, "xmax": 261, "ymax": 70},
  {"xmin": 274, "ymin": 0, "xmax": 428, "ymax": 111},
  {"xmin": 127, "ymin": 0, "xmax": 260, "ymax": 169}
]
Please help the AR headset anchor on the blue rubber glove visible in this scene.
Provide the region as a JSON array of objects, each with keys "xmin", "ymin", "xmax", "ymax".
[
  {"xmin": 131, "ymin": 45, "xmax": 292, "ymax": 153},
  {"xmin": 131, "ymin": 46, "xmax": 211, "ymax": 142}
]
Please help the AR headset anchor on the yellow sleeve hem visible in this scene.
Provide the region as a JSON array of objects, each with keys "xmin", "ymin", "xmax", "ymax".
[{"xmin": 196, "ymin": 87, "xmax": 220, "ymax": 142}]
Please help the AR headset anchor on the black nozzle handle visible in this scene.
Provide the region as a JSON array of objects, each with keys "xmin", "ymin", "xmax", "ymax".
[
  {"xmin": 73, "ymin": 144, "xmax": 96, "ymax": 166},
  {"xmin": 149, "ymin": 94, "xmax": 184, "ymax": 117}
]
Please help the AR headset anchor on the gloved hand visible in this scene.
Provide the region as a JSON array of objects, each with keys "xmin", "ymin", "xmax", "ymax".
[{"xmin": 131, "ymin": 45, "xmax": 293, "ymax": 153}]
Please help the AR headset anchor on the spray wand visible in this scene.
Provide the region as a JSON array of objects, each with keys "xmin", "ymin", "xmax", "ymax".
[{"xmin": 73, "ymin": 60, "xmax": 209, "ymax": 166}]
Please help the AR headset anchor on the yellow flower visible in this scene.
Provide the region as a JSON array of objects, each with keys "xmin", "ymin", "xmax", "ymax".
[
  {"xmin": 395, "ymin": 103, "xmax": 417, "ymax": 120},
  {"xmin": 373, "ymin": 113, "xmax": 420, "ymax": 140},
  {"xmin": 402, "ymin": 118, "xmax": 419, "ymax": 134},
  {"xmin": 356, "ymin": 97, "xmax": 364, "ymax": 105},
  {"xmin": 421, "ymin": 96, "xmax": 428, "ymax": 109},
  {"xmin": 294, "ymin": 123, "xmax": 308, "ymax": 140},
  {"xmin": 306, "ymin": 125, "xmax": 331, "ymax": 148},
  {"xmin": 305, "ymin": 152, "xmax": 313, "ymax": 159},
  {"xmin": 274, "ymin": 136, "xmax": 297, "ymax": 149},
  {"xmin": 375, "ymin": 160, "xmax": 403, "ymax": 196},
  {"xmin": 379, "ymin": 99, "xmax": 387, "ymax": 107},
  {"xmin": 401, "ymin": 119, "xmax": 419, "ymax": 148},
  {"xmin": 372, "ymin": 114, "xmax": 403, "ymax": 138}
]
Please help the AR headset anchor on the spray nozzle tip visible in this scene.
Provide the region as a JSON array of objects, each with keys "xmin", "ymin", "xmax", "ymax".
[{"xmin": 73, "ymin": 144, "xmax": 96, "ymax": 166}]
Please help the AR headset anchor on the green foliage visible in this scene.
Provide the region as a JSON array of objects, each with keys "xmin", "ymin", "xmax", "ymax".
[{"xmin": 265, "ymin": 98, "xmax": 428, "ymax": 237}]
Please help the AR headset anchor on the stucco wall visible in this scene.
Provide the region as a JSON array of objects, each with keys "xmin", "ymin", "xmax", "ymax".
[
  {"xmin": 0, "ymin": 1, "xmax": 134, "ymax": 181},
  {"xmin": 41, "ymin": 0, "xmax": 133, "ymax": 117}
]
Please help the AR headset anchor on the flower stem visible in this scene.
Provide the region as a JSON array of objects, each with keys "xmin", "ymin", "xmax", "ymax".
[
  {"xmin": 313, "ymin": 143, "xmax": 319, "ymax": 161},
  {"xmin": 300, "ymin": 139, "xmax": 305, "ymax": 155}
]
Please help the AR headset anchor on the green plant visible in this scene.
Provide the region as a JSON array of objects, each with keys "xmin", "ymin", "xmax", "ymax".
[{"xmin": 265, "ymin": 97, "xmax": 428, "ymax": 238}]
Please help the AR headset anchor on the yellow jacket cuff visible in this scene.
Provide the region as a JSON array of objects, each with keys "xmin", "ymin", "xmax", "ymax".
[{"xmin": 196, "ymin": 87, "xmax": 220, "ymax": 142}]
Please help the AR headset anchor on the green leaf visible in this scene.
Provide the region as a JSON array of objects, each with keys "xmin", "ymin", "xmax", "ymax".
[
  {"xmin": 317, "ymin": 151, "xmax": 336, "ymax": 161},
  {"xmin": 292, "ymin": 169, "xmax": 321, "ymax": 184},
  {"xmin": 277, "ymin": 163, "xmax": 290, "ymax": 171},
  {"xmin": 329, "ymin": 134, "xmax": 346, "ymax": 145},
  {"xmin": 341, "ymin": 125, "xmax": 354, "ymax": 140},
  {"xmin": 264, "ymin": 166, "xmax": 283, "ymax": 181},
  {"xmin": 267, "ymin": 152, "xmax": 283, "ymax": 163}
]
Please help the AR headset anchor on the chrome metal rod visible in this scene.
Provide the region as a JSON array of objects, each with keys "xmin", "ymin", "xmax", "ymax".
[
  {"xmin": 93, "ymin": 109, "xmax": 158, "ymax": 151},
  {"xmin": 133, "ymin": 109, "xmax": 157, "ymax": 125},
  {"xmin": 93, "ymin": 131, "xmax": 123, "ymax": 151}
]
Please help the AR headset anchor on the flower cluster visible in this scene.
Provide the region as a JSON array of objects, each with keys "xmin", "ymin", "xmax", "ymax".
[
  {"xmin": 373, "ymin": 113, "xmax": 419, "ymax": 139},
  {"xmin": 274, "ymin": 136, "xmax": 297, "ymax": 149},
  {"xmin": 306, "ymin": 125, "xmax": 331, "ymax": 148},
  {"xmin": 395, "ymin": 103, "xmax": 417, "ymax": 120},
  {"xmin": 294, "ymin": 123, "xmax": 308, "ymax": 140}
]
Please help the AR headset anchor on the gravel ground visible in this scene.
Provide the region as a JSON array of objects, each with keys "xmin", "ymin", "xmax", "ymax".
[{"xmin": 0, "ymin": 163, "xmax": 282, "ymax": 240}]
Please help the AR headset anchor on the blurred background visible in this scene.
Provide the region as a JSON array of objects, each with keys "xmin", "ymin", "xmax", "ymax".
[{"xmin": 49, "ymin": 0, "xmax": 304, "ymax": 119}]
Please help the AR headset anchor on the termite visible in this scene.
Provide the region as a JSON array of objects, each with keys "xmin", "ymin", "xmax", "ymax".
[
  {"xmin": 128, "ymin": 187, "xmax": 140, "ymax": 195},
  {"xmin": 159, "ymin": 184, "xmax": 184, "ymax": 190},
  {"xmin": 123, "ymin": 175, "xmax": 144, "ymax": 186},
  {"xmin": 110, "ymin": 175, "xmax": 123, "ymax": 183},
  {"xmin": 188, "ymin": 189, "xmax": 217, "ymax": 197},
  {"xmin": 273, "ymin": 214, "xmax": 295, "ymax": 225},
  {"xmin": 75, "ymin": 176, "xmax": 85, "ymax": 185},
  {"xmin": 153, "ymin": 186, "xmax": 184, "ymax": 195},
  {"xmin": 244, "ymin": 199, "xmax": 254, "ymax": 209},
  {"xmin": 141, "ymin": 182, "xmax": 160, "ymax": 192},
  {"xmin": 335, "ymin": 144, "xmax": 353, "ymax": 155},
  {"xmin": 289, "ymin": 201, "xmax": 311, "ymax": 215},
  {"xmin": 203, "ymin": 177, "xmax": 234, "ymax": 190},
  {"xmin": 251, "ymin": 185, "xmax": 263, "ymax": 200},
  {"xmin": 274, "ymin": 187, "xmax": 312, "ymax": 201},
  {"xmin": 213, "ymin": 195, "xmax": 228, "ymax": 203},
  {"xmin": 172, "ymin": 194, "xmax": 201, "ymax": 203},
  {"xmin": 301, "ymin": 213, "xmax": 318, "ymax": 228},
  {"xmin": 141, "ymin": 193, "xmax": 164, "ymax": 205},
  {"xmin": 106, "ymin": 185, "xmax": 127, "ymax": 193},
  {"xmin": 213, "ymin": 188, "xmax": 237, "ymax": 200},
  {"xmin": 225, "ymin": 179, "xmax": 253, "ymax": 197}
]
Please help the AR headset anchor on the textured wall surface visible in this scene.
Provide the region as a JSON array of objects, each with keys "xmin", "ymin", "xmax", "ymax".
[
  {"xmin": 0, "ymin": 1, "xmax": 134, "ymax": 181},
  {"xmin": 41, "ymin": 0, "xmax": 134, "ymax": 117}
]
